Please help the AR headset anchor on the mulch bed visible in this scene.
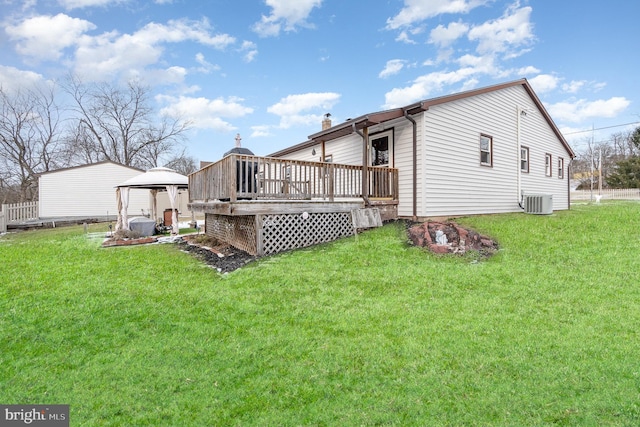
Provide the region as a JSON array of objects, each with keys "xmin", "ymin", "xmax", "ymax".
[{"xmin": 177, "ymin": 239, "xmax": 258, "ymax": 273}]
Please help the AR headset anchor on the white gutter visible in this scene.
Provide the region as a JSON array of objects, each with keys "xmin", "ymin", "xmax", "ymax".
[{"xmin": 516, "ymin": 105, "xmax": 524, "ymax": 209}]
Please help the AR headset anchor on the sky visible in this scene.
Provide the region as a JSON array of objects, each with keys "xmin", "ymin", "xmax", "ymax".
[{"xmin": 1, "ymin": 0, "xmax": 639, "ymax": 165}]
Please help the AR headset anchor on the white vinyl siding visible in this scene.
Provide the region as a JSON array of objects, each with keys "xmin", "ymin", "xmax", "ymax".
[
  {"xmin": 420, "ymin": 84, "xmax": 570, "ymax": 217},
  {"xmin": 272, "ymin": 84, "xmax": 571, "ymax": 218},
  {"xmin": 39, "ymin": 162, "xmax": 157, "ymax": 219}
]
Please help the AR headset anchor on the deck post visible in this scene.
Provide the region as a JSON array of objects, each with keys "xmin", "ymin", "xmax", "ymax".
[
  {"xmin": 361, "ymin": 127, "xmax": 369, "ymax": 204},
  {"xmin": 255, "ymin": 214, "xmax": 264, "ymax": 256},
  {"xmin": 328, "ymin": 162, "xmax": 334, "ymax": 202},
  {"xmin": 229, "ymin": 155, "xmax": 237, "ymax": 203}
]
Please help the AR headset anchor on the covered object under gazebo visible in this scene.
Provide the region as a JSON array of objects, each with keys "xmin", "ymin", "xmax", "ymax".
[{"xmin": 116, "ymin": 167, "xmax": 188, "ymax": 234}]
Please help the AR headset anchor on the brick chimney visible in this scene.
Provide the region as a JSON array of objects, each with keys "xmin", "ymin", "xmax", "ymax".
[{"xmin": 322, "ymin": 113, "xmax": 332, "ymax": 130}]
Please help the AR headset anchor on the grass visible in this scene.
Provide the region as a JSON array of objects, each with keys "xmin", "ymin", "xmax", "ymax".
[{"xmin": 1, "ymin": 201, "xmax": 640, "ymax": 426}]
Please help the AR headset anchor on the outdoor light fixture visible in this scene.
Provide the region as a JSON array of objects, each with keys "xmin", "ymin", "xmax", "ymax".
[{"xmin": 312, "ymin": 148, "xmax": 316, "ymax": 155}]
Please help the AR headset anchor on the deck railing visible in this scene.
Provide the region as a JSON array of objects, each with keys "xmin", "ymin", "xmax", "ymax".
[{"xmin": 189, "ymin": 154, "xmax": 398, "ymax": 203}]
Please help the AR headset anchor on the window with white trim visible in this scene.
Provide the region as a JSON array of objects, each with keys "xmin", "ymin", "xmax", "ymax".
[
  {"xmin": 520, "ymin": 146, "xmax": 529, "ymax": 173},
  {"xmin": 480, "ymin": 134, "xmax": 493, "ymax": 167},
  {"xmin": 558, "ymin": 157, "xmax": 564, "ymax": 179},
  {"xmin": 545, "ymin": 153, "xmax": 552, "ymax": 177}
]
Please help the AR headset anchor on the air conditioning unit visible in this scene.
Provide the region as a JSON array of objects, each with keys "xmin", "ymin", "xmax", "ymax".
[{"xmin": 524, "ymin": 194, "xmax": 553, "ymax": 215}]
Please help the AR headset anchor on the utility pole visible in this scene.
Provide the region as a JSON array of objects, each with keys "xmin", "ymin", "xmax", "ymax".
[
  {"xmin": 589, "ymin": 124, "xmax": 594, "ymax": 202},
  {"xmin": 598, "ymin": 147, "xmax": 603, "ymax": 196}
]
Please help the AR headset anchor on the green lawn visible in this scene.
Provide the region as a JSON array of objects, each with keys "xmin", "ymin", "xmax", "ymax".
[{"xmin": 1, "ymin": 202, "xmax": 640, "ymax": 426}]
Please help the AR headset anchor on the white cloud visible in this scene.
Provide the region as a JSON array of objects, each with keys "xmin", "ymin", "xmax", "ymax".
[
  {"xmin": 194, "ymin": 53, "xmax": 220, "ymax": 74},
  {"xmin": 468, "ymin": 4, "xmax": 534, "ymax": 56},
  {"xmin": 547, "ymin": 97, "xmax": 631, "ymax": 123},
  {"xmin": 517, "ymin": 66, "xmax": 540, "ymax": 75},
  {"xmin": 429, "ymin": 21, "xmax": 469, "ymax": 47},
  {"xmin": 252, "ymin": 0, "xmax": 323, "ymax": 37},
  {"xmin": 383, "ymin": 67, "xmax": 478, "ymax": 108},
  {"xmin": 158, "ymin": 95, "xmax": 254, "ymax": 131},
  {"xmin": 562, "ymin": 80, "xmax": 586, "ymax": 94},
  {"xmin": 379, "ymin": 59, "xmax": 407, "ymax": 79},
  {"xmin": 395, "ymin": 30, "xmax": 417, "ymax": 44},
  {"xmin": 386, "ymin": 0, "xmax": 489, "ymax": 30},
  {"xmin": 239, "ymin": 41, "xmax": 258, "ymax": 63},
  {"xmin": 251, "ymin": 125, "xmax": 273, "ymax": 138},
  {"xmin": 73, "ymin": 18, "xmax": 235, "ymax": 81},
  {"xmin": 529, "ymin": 74, "xmax": 559, "ymax": 93},
  {"xmin": 134, "ymin": 19, "xmax": 235, "ymax": 48},
  {"xmin": 267, "ymin": 92, "xmax": 340, "ymax": 129},
  {"xmin": 58, "ymin": 0, "xmax": 123, "ymax": 9},
  {"xmin": 5, "ymin": 13, "xmax": 95, "ymax": 61},
  {"xmin": 0, "ymin": 65, "xmax": 45, "ymax": 91}
]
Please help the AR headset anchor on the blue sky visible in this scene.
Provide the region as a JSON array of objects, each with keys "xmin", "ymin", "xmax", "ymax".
[{"xmin": 1, "ymin": 0, "xmax": 638, "ymax": 164}]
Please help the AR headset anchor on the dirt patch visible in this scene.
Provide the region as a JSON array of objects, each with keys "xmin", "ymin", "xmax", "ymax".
[
  {"xmin": 178, "ymin": 236, "xmax": 257, "ymax": 273},
  {"xmin": 408, "ymin": 221, "xmax": 498, "ymax": 257}
]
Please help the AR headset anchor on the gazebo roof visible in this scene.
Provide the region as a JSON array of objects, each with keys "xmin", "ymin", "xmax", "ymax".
[{"xmin": 117, "ymin": 167, "xmax": 188, "ymax": 189}]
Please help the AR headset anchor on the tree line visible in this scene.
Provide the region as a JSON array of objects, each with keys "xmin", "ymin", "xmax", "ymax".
[
  {"xmin": 571, "ymin": 126, "xmax": 640, "ymax": 190},
  {"xmin": 0, "ymin": 77, "xmax": 195, "ymax": 204}
]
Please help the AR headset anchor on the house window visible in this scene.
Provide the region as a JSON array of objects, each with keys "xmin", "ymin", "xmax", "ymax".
[
  {"xmin": 480, "ymin": 134, "xmax": 493, "ymax": 167},
  {"xmin": 545, "ymin": 153, "xmax": 552, "ymax": 176},
  {"xmin": 370, "ymin": 130, "xmax": 393, "ymax": 167},
  {"xmin": 558, "ymin": 157, "xmax": 564, "ymax": 179},
  {"xmin": 520, "ymin": 146, "xmax": 529, "ymax": 173}
]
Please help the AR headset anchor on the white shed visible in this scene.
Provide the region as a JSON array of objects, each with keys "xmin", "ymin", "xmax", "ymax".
[{"xmin": 38, "ymin": 161, "xmax": 190, "ymax": 220}]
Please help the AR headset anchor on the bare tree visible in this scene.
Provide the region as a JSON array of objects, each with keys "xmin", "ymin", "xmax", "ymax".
[
  {"xmin": 164, "ymin": 150, "xmax": 198, "ymax": 176},
  {"xmin": 0, "ymin": 85, "xmax": 63, "ymax": 202},
  {"xmin": 63, "ymin": 76, "xmax": 190, "ymax": 169}
]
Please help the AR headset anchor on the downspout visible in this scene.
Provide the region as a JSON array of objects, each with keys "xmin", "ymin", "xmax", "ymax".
[
  {"xmin": 353, "ymin": 123, "xmax": 370, "ymax": 206},
  {"xmin": 516, "ymin": 106, "xmax": 524, "ymax": 209},
  {"xmin": 404, "ymin": 109, "xmax": 418, "ymax": 221},
  {"xmin": 568, "ymin": 160, "xmax": 572, "ymax": 210}
]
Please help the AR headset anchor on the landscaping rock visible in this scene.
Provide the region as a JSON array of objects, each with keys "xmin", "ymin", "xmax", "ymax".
[{"xmin": 408, "ymin": 221, "xmax": 498, "ymax": 256}]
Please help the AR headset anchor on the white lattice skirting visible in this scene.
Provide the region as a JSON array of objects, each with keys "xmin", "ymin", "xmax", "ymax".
[{"xmin": 205, "ymin": 212, "xmax": 355, "ymax": 256}]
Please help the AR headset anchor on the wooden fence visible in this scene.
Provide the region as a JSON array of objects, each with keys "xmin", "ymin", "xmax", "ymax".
[
  {"xmin": 571, "ymin": 189, "xmax": 640, "ymax": 201},
  {"xmin": 189, "ymin": 154, "xmax": 398, "ymax": 203},
  {"xmin": 0, "ymin": 211, "xmax": 5, "ymax": 233},
  {"xmin": 1, "ymin": 201, "xmax": 39, "ymax": 224}
]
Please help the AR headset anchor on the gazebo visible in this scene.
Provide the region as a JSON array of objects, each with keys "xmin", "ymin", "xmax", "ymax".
[{"xmin": 116, "ymin": 167, "xmax": 188, "ymax": 235}]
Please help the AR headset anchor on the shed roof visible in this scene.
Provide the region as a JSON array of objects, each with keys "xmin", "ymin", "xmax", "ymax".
[{"xmin": 38, "ymin": 160, "xmax": 144, "ymax": 177}]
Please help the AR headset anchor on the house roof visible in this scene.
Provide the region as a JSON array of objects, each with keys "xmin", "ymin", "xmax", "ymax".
[
  {"xmin": 269, "ymin": 79, "xmax": 575, "ymax": 159},
  {"xmin": 37, "ymin": 160, "xmax": 145, "ymax": 176}
]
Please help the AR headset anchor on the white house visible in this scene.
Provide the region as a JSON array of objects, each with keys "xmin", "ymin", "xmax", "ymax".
[
  {"xmin": 269, "ymin": 79, "xmax": 575, "ymax": 219},
  {"xmin": 39, "ymin": 161, "xmax": 191, "ymax": 220}
]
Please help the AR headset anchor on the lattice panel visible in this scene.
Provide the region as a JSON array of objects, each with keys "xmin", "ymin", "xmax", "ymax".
[
  {"xmin": 205, "ymin": 214, "xmax": 257, "ymax": 255},
  {"xmin": 260, "ymin": 212, "xmax": 354, "ymax": 255}
]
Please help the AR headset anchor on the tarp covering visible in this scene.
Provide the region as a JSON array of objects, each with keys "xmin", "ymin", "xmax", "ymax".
[{"xmin": 115, "ymin": 167, "xmax": 188, "ymax": 234}]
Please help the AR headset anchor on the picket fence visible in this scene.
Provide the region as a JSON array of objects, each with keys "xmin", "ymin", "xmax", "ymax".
[
  {"xmin": 571, "ymin": 188, "xmax": 640, "ymax": 201},
  {"xmin": 1, "ymin": 202, "xmax": 39, "ymax": 231}
]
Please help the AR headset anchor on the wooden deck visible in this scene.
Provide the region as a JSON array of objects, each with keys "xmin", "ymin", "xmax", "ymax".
[
  {"xmin": 188, "ymin": 155, "xmax": 399, "ymax": 256},
  {"xmin": 188, "ymin": 154, "xmax": 398, "ymax": 204}
]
